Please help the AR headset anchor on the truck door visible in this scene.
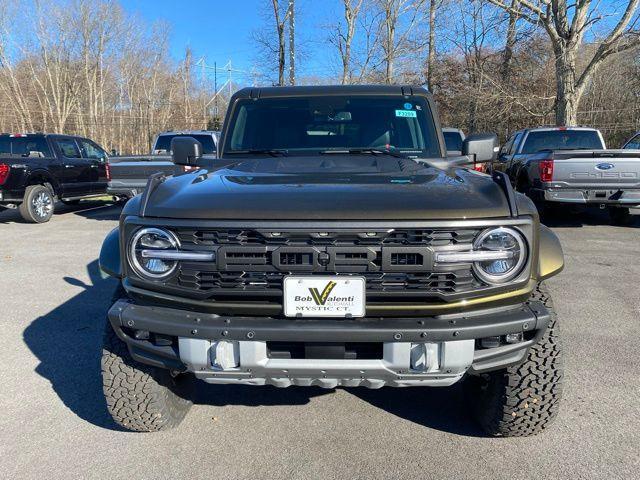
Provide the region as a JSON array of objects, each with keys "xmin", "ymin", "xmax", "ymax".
[
  {"xmin": 77, "ymin": 138, "xmax": 109, "ymax": 193},
  {"xmin": 52, "ymin": 137, "xmax": 92, "ymax": 196}
]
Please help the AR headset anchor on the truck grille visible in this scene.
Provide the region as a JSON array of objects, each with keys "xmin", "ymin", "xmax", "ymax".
[{"xmin": 165, "ymin": 228, "xmax": 484, "ymax": 301}]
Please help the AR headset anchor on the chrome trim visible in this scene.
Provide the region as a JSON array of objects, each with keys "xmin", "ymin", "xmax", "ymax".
[
  {"xmin": 435, "ymin": 250, "xmax": 515, "ymax": 263},
  {"xmin": 128, "ymin": 227, "xmax": 180, "ymax": 280},
  {"xmin": 140, "ymin": 250, "xmax": 215, "ymax": 261}
]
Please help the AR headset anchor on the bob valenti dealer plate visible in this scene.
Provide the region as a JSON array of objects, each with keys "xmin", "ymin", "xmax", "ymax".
[{"xmin": 283, "ymin": 276, "xmax": 366, "ymax": 318}]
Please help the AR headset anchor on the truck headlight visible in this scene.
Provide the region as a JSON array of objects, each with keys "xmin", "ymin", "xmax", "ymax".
[
  {"xmin": 128, "ymin": 227, "xmax": 179, "ymax": 280},
  {"xmin": 472, "ymin": 227, "xmax": 527, "ymax": 284}
]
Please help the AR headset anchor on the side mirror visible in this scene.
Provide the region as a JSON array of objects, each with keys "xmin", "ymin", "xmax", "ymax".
[
  {"xmin": 463, "ymin": 133, "xmax": 499, "ymax": 163},
  {"xmin": 171, "ymin": 137, "xmax": 202, "ymax": 166}
]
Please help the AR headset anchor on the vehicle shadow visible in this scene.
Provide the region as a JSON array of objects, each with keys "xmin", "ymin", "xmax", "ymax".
[
  {"xmin": 22, "ymin": 260, "xmax": 123, "ymax": 430},
  {"xmin": 22, "ymin": 260, "xmax": 330, "ymax": 431},
  {"xmin": 348, "ymin": 384, "xmax": 484, "ymax": 437},
  {"xmin": 0, "ymin": 199, "xmax": 119, "ymax": 224},
  {"xmin": 541, "ymin": 206, "xmax": 640, "ymax": 228}
]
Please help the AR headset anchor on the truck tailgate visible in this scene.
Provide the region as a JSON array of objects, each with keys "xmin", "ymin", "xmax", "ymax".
[{"xmin": 550, "ymin": 150, "xmax": 640, "ymax": 189}]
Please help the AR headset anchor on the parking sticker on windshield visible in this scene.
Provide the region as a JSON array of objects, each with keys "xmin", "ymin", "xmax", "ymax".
[{"xmin": 395, "ymin": 109, "xmax": 417, "ymax": 118}]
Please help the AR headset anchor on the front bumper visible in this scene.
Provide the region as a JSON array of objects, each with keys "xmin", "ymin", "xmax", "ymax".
[
  {"xmin": 107, "ymin": 297, "xmax": 550, "ymax": 388},
  {"xmin": 532, "ymin": 187, "xmax": 640, "ymax": 205}
]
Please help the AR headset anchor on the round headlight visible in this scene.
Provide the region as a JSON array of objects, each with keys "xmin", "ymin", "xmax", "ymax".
[
  {"xmin": 473, "ymin": 227, "xmax": 527, "ymax": 284},
  {"xmin": 128, "ymin": 227, "xmax": 179, "ymax": 280}
]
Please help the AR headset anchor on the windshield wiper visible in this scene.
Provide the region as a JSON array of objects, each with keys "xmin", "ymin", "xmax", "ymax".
[
  {"xmin": 227, "ymin": 149, "xmax": 289, "ymax": 157},
  {"xmin": 320, "ymin": 148, "xmax": 404, "ymax": 158}
]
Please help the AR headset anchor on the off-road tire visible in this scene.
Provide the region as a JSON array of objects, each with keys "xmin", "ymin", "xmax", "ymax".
[
  {"xmin": 609, "ymin": 207, "xmax": 632, "ymax": 226},
  {"xmin": 19, "ymin": 184, "xmax": 54, "ymax": 223},
  {"xmin": 468, "ymin": 283, "xmax": 563, "ymax": 437},
  {"xmin": 101, "ymin": 286, "xmax": 193, "ymax": 432}
]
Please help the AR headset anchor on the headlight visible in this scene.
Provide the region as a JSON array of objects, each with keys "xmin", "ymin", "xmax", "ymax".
[
  {"xmin": 472, "ymin": 227, "xmax": 527, "ymax": 284},
  {"xmin": 128, "ymin": 227, "xmax": 179, "ymax": 280}
]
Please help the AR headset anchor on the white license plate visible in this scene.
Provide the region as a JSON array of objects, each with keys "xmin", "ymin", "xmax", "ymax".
[{"xmin": 283, "ymin": 276, "xmax": 366, "ymax": 318}]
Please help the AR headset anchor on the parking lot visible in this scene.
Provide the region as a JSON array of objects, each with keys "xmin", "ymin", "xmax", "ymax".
[{"xmin": 1, "ymin": 203, "xmax": 639, "ymax": 480}]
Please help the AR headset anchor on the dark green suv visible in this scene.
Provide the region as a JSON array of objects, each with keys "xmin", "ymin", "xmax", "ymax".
[{"xmin": 99, "ymin": 85, "xmax": 564, "ymax": 436}]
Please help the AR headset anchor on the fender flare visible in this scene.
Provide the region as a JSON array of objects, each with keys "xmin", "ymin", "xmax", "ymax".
[
  {"xmin": 538, "ymin": 225, "xmax": 564, "ymax": 281},
  {"xmin": 26, "ymin": 169, "xmax": 61, "ymax": 196},
  {"xmin": 99, "ymin": 227, "xmax": 122, "ymax": 278}
]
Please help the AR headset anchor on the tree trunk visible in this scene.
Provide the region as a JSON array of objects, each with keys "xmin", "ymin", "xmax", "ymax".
[
  {"xmin": 426, "ymin": 0, "xmax": 436, "ymax": 91},
  {"xmin": 554, "ymin": 47, "xmax": 580, "ymax": 126},
  {"xmin": 501, "ymin": 0, "xmax": 519, "ymax": 81},
  {"xmin": 288, "ymin": 0, "xmax": 295, "ymax": 86}
]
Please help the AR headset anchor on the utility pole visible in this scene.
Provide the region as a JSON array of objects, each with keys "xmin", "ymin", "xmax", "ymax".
[{"xmin": 214, "ymin": 61, "xmax": 218, "ymax": 129}]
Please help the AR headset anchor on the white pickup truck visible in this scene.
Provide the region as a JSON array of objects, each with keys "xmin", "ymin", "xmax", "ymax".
[{"xmin": 494, "ymin": 126, "xmax": 640, "ymax": 224}]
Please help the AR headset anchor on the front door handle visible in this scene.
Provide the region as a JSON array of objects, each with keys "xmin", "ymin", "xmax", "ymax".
[{"xmin": 64, "ymin": 165, "xmax": 74, "ymax": 168}]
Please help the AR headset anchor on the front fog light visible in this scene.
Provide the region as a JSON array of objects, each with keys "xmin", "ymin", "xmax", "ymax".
[
  {"xmin": 473, "ymin": 227, "xmax": 527, "ymax": 284},
  {"xmin": 128, "ymin": 227, "xmax": 179, "ymax": 280},
  {"xmin": 210, "ymin": 341, "xmax": 239, "ymax": 370}
]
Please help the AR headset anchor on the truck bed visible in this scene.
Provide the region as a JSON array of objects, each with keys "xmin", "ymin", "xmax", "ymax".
[{"xmin": 107, "ymin": 155, "xmax": 183, "ymax": 197}]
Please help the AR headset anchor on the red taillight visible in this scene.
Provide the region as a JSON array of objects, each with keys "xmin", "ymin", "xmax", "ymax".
[
  {"xmin": 539, "ymin": 159, "xmax": 554, "ymax": 182},
  {"xmin": 183, "ymin": 165, "xmax": 197, "ymax": 172},
  {"xmin": 105, "ymin": 163, "xmax": 111, "ymax": 181},
  {"xmin": 473, "ymin": 163, "xmax": 484, "ymax": 172},
  {"xmin": 0, "ymin": 163, "xmax": 10, "ymax": 185}
]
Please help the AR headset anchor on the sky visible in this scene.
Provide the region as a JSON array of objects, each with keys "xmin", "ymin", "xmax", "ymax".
[{"xmin": 120, "ymin": 0, "xmax": 339, "ymax": 86}]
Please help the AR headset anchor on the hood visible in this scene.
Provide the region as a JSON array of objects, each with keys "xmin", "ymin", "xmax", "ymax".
[{"xmin": 142, "ymin": 157, "xmax": 511, "ymax": 220}]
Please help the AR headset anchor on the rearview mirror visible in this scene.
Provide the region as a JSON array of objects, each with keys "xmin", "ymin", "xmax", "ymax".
[
  {"xmin": 463, "ymin": 133, "xmax": 499, "ymax": 163},
  {"xmin": 171, "ymin": 137, "xmax": 202, "ymax": 166}
]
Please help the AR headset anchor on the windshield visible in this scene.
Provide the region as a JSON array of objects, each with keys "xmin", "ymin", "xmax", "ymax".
[
  {"xmin": 224, "ymin": 96, "xmax": 441, "ymax": 157},
  {"xmin": 520, "ymin": 130, "xmax": 604, "ymax": 153},
  {"xmin": 154, "ymin": 134, "xmax": 216, "ymax": 154},
  {"xmin": 443, "ymin": 131, "xmax": 463, "ymax": 151}
]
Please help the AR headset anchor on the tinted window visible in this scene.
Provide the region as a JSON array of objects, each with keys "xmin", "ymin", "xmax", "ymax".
[
  {"xmin": 510, "ymin": 133, "xmax": 523, "ymax": 154},
  {"xmin": 443, "ymin": 131, "xmax": 463, "ymax": 151},
  {"xmin": 154, "ymin": 134, "xmax": 216, "ymax": 154},
  {"xmin": 224, "ymin": 96, "xmax": 441, "ymax": 156},
  {"xmin": 624, "ymin": 134, "xmax": 640, "ymax": 149},
  {"xmin": 520, "ymin": 130, "xmax": 603, "ymax": 154},
  {"xmin": 55, "ymin": 138, "xmax": 81, "ymax": 158},
  {"xmin": 0, "ymin": 136, "xmax": 52, "ymax": 157},
  {"xmin": 78, "ymin": 139, "xmax": 107, "ymax": 160}
]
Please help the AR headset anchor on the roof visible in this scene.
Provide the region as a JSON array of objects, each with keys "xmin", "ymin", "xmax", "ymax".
[{"xmin": 233, "ymin": 84, "xmax": 430, "ymax": 99}]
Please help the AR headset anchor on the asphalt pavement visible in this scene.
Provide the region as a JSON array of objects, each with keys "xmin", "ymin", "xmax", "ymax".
[{"xmin": 1, "ymin": 202, "xmax": 639, "ymax": 480}]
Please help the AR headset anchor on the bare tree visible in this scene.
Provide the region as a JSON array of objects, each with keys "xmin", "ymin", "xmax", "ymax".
[
  {"xmin": 288, "ymin": 0, "xmax": 296, "ymax": 85},
  {"xmin": 426, "ymin": 0, "xmax": 443, "ymax": 90},
  {"xmin": 487, "ymin": 0, "xmax": 640, "ymax": 125},
  {"xmin": 377, "ymin": 0, "xmax": 426, "ymax": 83},
  {"xmin": 333, "ymin": 0, "xmax": 366, "ymax": 84},
  {"xmin": 270, "ymin": 0, "xmax": 292, "ymax": 86}
]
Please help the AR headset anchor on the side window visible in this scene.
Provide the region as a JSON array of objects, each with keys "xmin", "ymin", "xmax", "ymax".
[
  {"xmin": 500, "ymin": 135, "xmax": 514, "ymax": 156},
  {"xmin": 624, "ymin": 134, "xmax": 640, "ymax": 149},
  {"xmin": 55, "ymin": 138, "xmax": 81, "ymax": 158},
  {"xmin": 510, "ymin": 133, "xmax": 523, "ymax": 154},
  {"xmin": 78, "ymin": 139, "xmax": 107, "ymax": 160}
]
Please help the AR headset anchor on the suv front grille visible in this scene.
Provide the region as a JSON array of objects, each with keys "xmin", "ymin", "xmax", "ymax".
[{"xmin": 166, "ymin": 228, "xmax": 484, "ymax": 301}]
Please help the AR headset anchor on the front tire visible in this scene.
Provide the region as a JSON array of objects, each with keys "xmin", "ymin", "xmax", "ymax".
[
  {"xmin": 101, "ymin": 296, "xmax": 193, "ymax": 432},
  {"xmin": 19, "ymin": 184, "xmax": 54, "ymax": 223},
  {"xmin": 468, "ymin": 283, "xmax": 563, "ymax": 437}
]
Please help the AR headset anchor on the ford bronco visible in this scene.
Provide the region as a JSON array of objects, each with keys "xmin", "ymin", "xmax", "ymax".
[{"xmin": 99, "ymin": 85, "xmax": 564, "ymax": 436}]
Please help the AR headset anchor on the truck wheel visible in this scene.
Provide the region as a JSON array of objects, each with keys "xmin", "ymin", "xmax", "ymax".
[
  {"xmin": 101, "ymin": 289, "xmax": 192, "ymax": 432},
  {"xmin": 608, "ymin": 207, "xmax": 632, "ymax": 226},
  {"xmin": 19, "ymin": 184, "xmax": 54, "ymax": 223},
  {"xmin": 467, "ymin": 283, "xmax": 563, "ymax": 437}
]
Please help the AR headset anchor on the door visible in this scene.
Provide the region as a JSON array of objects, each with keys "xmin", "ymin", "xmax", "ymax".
[
  {"xmin": 52, "ymin": 137, "xmax": 91, "ymax": 196},
  {"xmin": 77, "ymin": 138, "xmax": 109, "ymax": 193}
]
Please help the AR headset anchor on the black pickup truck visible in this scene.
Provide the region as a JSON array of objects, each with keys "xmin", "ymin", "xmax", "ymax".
[{"xmin": 0, "ymin": 133, "xmax": 109, "ymax": 223}]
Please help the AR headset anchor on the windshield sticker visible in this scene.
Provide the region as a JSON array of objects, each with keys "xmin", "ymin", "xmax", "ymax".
[
  {"xmin": 403, "ymin": 102, "xmax": 413, "ymax": 109},
  {"xmin": 395, "ymin": 109, "xmax": 417, "ymax": 118}
]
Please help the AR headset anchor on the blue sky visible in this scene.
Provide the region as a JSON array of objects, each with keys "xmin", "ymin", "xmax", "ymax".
[{"xmin": 120, "ymin": 0, "xmax": 338, "ymax": 84}]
